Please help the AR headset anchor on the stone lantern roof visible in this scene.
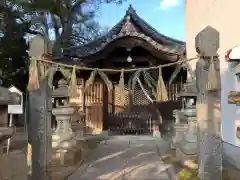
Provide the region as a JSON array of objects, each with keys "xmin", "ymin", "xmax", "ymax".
[{"xmin": 52, "ymin": 79, "xmax": 69, "ymax": 98}]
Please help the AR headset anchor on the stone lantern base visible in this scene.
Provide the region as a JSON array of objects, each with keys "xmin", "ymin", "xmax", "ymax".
[
  {"xmin": 51, "ymin": 105, "xmax": 84, "ymax": 166},
  {"xmin": 52, "ymin": 132, "xmax": 82, "ymax": 165},
  {"xmin": 171, "ymin": 123, "xmax": 188, "ymax": 149},
  {"xmin": 175, "ymin": 119, "xmax": 197, "ymax": 164}
]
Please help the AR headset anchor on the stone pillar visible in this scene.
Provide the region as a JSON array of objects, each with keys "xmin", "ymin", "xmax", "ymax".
[
  {"xmin": 28, "ymin": 35, "xmax": 52, "ymax": 180},
  {"xmin": 29, "ymin": 79, "xmax": 52, "ymax": 180},
  {"xmin": 195, "ymin": 26, "xmax": 222, "ymax": 180}
]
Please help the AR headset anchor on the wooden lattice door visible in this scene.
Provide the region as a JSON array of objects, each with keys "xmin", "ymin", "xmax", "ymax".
[
  {"xmin": 106, "ymin": 83, "xmax": 153, "ymax": 134},
  {"xmin": 106, "ymin": 82, "xmax": 183, "ymax": 134}
]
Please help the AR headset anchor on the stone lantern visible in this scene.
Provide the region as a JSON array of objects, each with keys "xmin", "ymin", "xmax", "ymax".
[
  {"xmin": 175, "ymin": 80, "xmax": 198, "ymax": 162},
  {"xmin": 52, "ymin": 79, "xmax": 84, "ymax": 165},
  {"xmin": 52, "ymin": 79, "xmax": 78, "ymax": 143}
]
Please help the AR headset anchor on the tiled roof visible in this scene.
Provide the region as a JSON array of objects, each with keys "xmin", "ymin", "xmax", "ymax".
[{"xmin": 64, "ymin": 5, "xmax": 185, "ymax": 58}]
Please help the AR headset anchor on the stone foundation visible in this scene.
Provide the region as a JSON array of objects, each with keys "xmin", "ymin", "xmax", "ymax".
[
  {"xmin": 52, "ymin": 135, "xmax": 105, "ymax": 166},
  {"xmin": 176, "ymin": 148, "xmax": 197, "ymax": 166},
  {"xmin": 52, "ymin": 147, "xmax": 82, "ymax": 165}
]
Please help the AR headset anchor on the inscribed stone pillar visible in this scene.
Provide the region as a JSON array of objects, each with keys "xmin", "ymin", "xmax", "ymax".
[
  {"xmin": 195, "ymin": 26, "xmax": 222, "ymax": 180},
  {"xmin": 28, "ymin": 35, "xmax": 52, "ymax": 180},
  {"xmin": 29, "ymin": 79, "xmax": 52, "ymax": 180}
]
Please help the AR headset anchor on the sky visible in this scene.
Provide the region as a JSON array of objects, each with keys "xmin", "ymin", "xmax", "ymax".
[{"xmin": 94, "ymin": 0, "xmax": 185, "ymax": 41}]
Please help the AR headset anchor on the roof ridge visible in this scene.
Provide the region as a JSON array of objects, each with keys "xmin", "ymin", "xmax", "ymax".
[
  {"xmin": 65, "ymin": 5, "xmax": 185, "ymax": 53},
  {"xmin": 131, "ymin": 11, "xmax": 184, "ymax": 45}
]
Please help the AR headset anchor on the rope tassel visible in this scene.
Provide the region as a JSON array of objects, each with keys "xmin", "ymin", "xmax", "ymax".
[
  {"xmin": 85, "ymin": 69, "xmax": 97, "ymax": 92},
  {"xmin": 207, "ymin": 56, "xmax": 220, "ymax": 91},
  {"xmin": 119, "ymin": 69, "xmax": 125, "ymax": 105},
  {"xmin": 156, "ymin": 66, "xmax": 168, "ymax": 102},
  {"xmin": 68, "ymin": 65, "xmax": 78, "ymax": 98},
  {"xmin": 27, "ymin": 58, "xmax": 40, "ymax": 91},
  {"xmin": 98, "ymin": 70, "xmax": 113, "ymax": 91}
]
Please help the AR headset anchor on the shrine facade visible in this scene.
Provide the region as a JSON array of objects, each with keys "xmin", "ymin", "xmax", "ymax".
[{"xmin": 60, "ymin": 5, "xmax": 187, "ymax": 134}]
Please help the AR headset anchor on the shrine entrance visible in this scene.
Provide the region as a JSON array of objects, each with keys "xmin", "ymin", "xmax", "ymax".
[{"xmin": 63, "ymin": 5, "xmax": 186, "ymax": 134}]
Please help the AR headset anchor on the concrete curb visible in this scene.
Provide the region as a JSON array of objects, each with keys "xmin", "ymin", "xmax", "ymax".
[{"xmin": 155, "ymin": 139, "xmax": 179, "ymax": 180}]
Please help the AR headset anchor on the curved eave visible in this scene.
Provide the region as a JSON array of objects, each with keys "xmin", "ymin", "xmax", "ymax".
[
  {"xmin": 66, "ymin": 32, "xmax": 184, "ymax": 59},
  {"xmin": 129, "ymin": 9, "xmax": 185, "ymax": 46},
  {"xmin": 64, "ymin": 6, "xmax": 185, "ymax": 58}
]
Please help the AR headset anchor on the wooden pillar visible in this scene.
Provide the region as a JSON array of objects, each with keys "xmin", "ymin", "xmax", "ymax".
[
  {"xmin": 82, "ymin": 84, "xmax": 86, "ymax": 124},
  {"xmin": 29, "ymin": 79, "xmax": 52, "ymax": 180},
  {"xmin": 195, "ymin": 26, "xmax": 222, "ymax": 180},
  {"xmin": 102, "ymin": 84, "xmax": 108, "ymax": 130},
  {"xmin": 112, "ymin": 85, "xmax": 115, "ymax": 113}
]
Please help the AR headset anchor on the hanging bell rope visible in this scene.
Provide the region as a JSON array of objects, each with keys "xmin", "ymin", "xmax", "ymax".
[
  {"xmin": 206, "ymin": 56, "xmax": 220, "ymax": 91},
  {"xmin": 68, "ymin": 65, "xmax": 78, "ymax": 98},
  {"xmin": 137, "ymin": 77, "xmax": 154, "ymax": 103},
  {"xmin": 119, "ymin": 69, "xmax": 125, "ymax": 105},
  {"xmin": 156, "ymin": 66, "xmax": 168, "ymax": 102},
  {"xmin": 169, "ymin": 63, "xmax": 182, "ymax": 85},
  {"xmin": 143, "ymin": 71, "xmax": 157, "ymax": 98},
  {"xmin": 27, "ymin": 58, "xmax": 40, "ymax": 91}
]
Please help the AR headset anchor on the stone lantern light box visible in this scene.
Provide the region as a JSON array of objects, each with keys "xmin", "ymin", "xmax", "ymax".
[{"xmin": 177, "ymin": 80, "xmax": 197, "ymax": 111}]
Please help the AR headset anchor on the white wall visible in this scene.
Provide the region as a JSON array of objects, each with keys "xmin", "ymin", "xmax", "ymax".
[{"xmin": 186, "ymin": 0, "xmax": 240, "ymax": 146}]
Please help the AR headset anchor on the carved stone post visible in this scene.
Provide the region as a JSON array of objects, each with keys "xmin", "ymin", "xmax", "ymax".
[
  {"xmin": 28, "ymin": 35, "xmax": 52, "ymax": 180},
  {"xmin": 29, "ymin": 79, "xmax": 52, "ymax": 180},
  {"xmin": 195, "ymin": 26, "xmax": 222, "ymax": 180}
]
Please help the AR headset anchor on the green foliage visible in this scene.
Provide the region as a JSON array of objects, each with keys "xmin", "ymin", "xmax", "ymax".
[
  {"xmin": 0, "ymin": 4, "xmax": 29, "ymax": 91},
  {"xmin": 178, "ymin": 168, "xmax": 198, "ymax": 180},
  {"xmin": 6, "ymin": 0, "xmax": 126, "ymax": 55},
  {"xmin": 0, "ymin": 0, "xmax": 126, "ymax": 90}
]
